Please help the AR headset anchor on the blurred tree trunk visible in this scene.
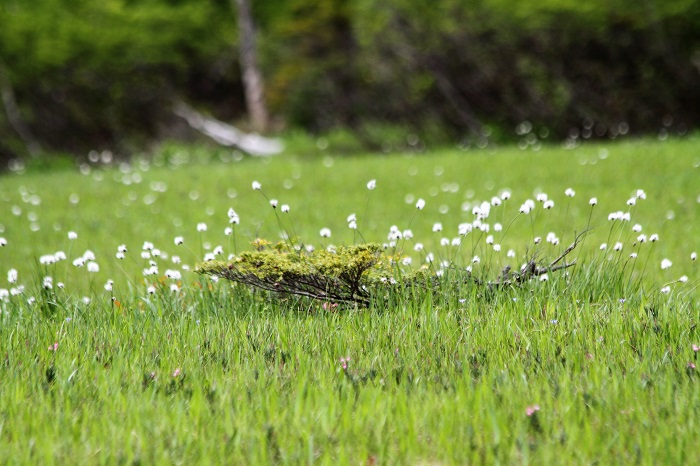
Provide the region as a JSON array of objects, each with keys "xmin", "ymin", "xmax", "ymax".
[
  {"xmin": 235, "ymin": 0, "xmax": 269, "ymax": 133},
  {"xmin": 0, "ymin": 60, "xmax": 41, "ymax": 156}
]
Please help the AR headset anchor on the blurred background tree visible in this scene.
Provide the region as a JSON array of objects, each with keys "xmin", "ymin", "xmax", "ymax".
[{"xmin": 0, "ymin": 0, "xmax": 698, "ymax": 163}]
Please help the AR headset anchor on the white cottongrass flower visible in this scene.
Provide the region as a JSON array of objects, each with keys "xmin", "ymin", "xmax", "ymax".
[
  {"xmin": 143, "ymin": 242, "xmax": 154, "ymax": 251},
  {"xmin": 432, "ymin": 222, "xmax": 443, "ymax": 232},
  {"xmin": 347, "ymin": 213, "xmax": 356, "ymax": 223},
  {"xmin": 43, "ymin": 276, "xmax": 53, "ymax": 289},
  {"xmin": 679, "ymin": 275, "xmax": 689, "ymax": 283},
  {"xmin": 270, "ymin": 199, "xmax": 278, "ymax": 208},
  {"xmin": 425, "ymin": 253, "xmax": 434, "ymax": 263},
  {"xmin": 661, "ymin": 258, "xmax": 673, "ymax": 269},
  {"xmin": 174, "ymin": 236, "xmax": 184, "ymax": 245},
  {"xmin": 519, "ymin": 201, "xmax": 534, "ymax": 214},
  {"xmin": 440, "ymin": 238, "xmax": 450, "ymax": 246},
  {"xmin": 539, "ymin": 274, "xmax": 549, "ymax": 281},
  {"xmin": 281, "ymin": 204, "xmax": 290, "ymax": 213},
  {"xmin": 147, "ymin": 285, "xmax": 156, "ymax": 295},
  {"xmin": 116, "ymin": 252, "xmax": 125, "ymax": 260},
  {"xmin": 118, "ymin": 244, "xmax": 127, "ymax": 253},
  {"xmin": 589, "ymin": 197, "xmax": 598, "ymax": 206},
  {"xmin": 402, "ymin": 257, "xmax": 412, "ymax": 266},
  {"xmin": 367, "ymin": 179, "xmax": 377, "ymax": 190},
  {"xmin": 416, "ymin": 198, "xmax": 426, "ymax": 210},
  {"xmin": 452, "ymin": 238, "xmax": 461, "ymax": 246},
  {"xmin": 490, "ymin": 196, "xmax": 502, "ymax": 207},
  {"xmin": 458, "ymin": 223, "xmax": 473, "ymax": 236},
  {"xmin": 630, "ymin": 252, "xmax": 638, "ymax": 259},
  {"xmin": 171, "ymin": 256, "xmax": 181, "ymax": 264},
  {"xmin": 348, "ymin": 220, "xmax": 357, "ymax": 230},
  {"xmin": 165, "ymin": 269, "xmax": 182, "ymax": 280},
  {"xmin": 486, "ymin": 235, "xmax": 494, "ymax": 245},
  {"xmin": 197, "ymin": 223, "xmax": 207, "ymax": 232},
  {"xmin": 565, "ymin": 188, "xmax": 575, "ymax": 197},
  {"xmin": 252, "ymin": 181, "xmax": 261, "ymax": 190},
  {"xmin": 543, "ymin": 200, "xmax": 554, "ymax": 209},
  {"xmin": 224, "ymin": 227, "xmax": 233, "ymax": 236},
  {"xmin": 632, "ymin": 224, "xmax": 642, "ymax": 232},
  {"xmin": 388, "ymin": 227, "xmax": 402, "ymax": 241},
  {"xmin": 104, "ymin": 280, "xmax": 114, "ymax": 292},
  {"xmin": 83, "ymin": 250, "xmax": 95, "ymax": 261},
  {"xmin": 613, "ymin": 242, "xmax": 623, "ymax": 251},
  {"xmin": 72, "ymin": 257, "xmax": 85, "ymax": 267},
  {"xmin": 213, "ymin": 245, "xmax": 224, "ymax": 256},
  {"xmin": 600, "ymin": 243, "xmax": 607, "ymax": 250},
  {"xmin": 494, "ymin": 223, "xmax": 503, "ymax": 231},
  {"xmin": 7, "ymin": 269, "xmax": 18, "ymax": 283},
  {"xmin": 637, "ymin": 234, "xmax": 647, "ymax": 243},
  {"xmin": 170, "ymin": 284, "xmax": 179, "ymax": 293},
  {"xmin": 320, "ymin": 228, "xmax": 331, "ymax": 238},
  {"xmin": 414, "ymin": 243, "xmax": 424, "ymax": 252},
  {"xmin": 691, "ymin": 252, "xmax": 697, "ymax": 261},
  {"xmin": 660, "ymin": 286, "xmax": 671, "ymax": 294},
  {"xmin": 500, "ymin": 190, "xmax": 511, "ymax": 200},
  {"xmin": 0, "ymin": 238, "xmax": 6, "ymax": 247},
  {"xmin": 68, "ymin": 231, "xmax": 78, "ymax": 240},
  {"xmin": 141, "ymin": 251, "xmax": 151, "ymax": 260},
  {"xmin": 493, "ymin": 244, "xmax": 501, "ymax": 252},
  {"xmin": 472, "ymin": 255, "xmax": 480, "ymax": 264},
  {"xmin": 536, "ymin": 193, "xmax": 548, "ymax": 203},
  {"xmin": 534, "ymin": 236, "xmax": 541, "ymax": 244},
  {"xmin": 649, "ymin": 234, "xmax": 659, "ymax": 242},
  {"xmin": 228, "ymin": 208, "xmax": 240, "ymax": 224},
  {"xmin": 87, "ymin": 262, "xmax": 100, "ymax": 273},
  {"xmin": 626, "ymin": 197, "xmax": 637, "ymax": 206},
  {"xmin": 507, "ymin": 249, "xmax": 516, "ymax": 258},
  {"xmin": 40, "ymin": 254, "xmax": 56, "ymax": 265},
  {"xmin": 143, "ymin": 266, "xmax": 158, "ymax": 276},
  {"xmin": 403, "ymin": 229, "xmax": 413, "ymax": 239},
  {"xmin": 10, "ymin": 286, "xmax": 24, "ymax": 296},
  {"xmin": 203, "ymin": 253, "xmax": 216, "ymax": 261},
  {"xmin": 636, "ymin": 189, "xmax": 647, "ymax": 199}
]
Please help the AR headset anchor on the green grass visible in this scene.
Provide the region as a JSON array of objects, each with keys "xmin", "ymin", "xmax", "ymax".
[{"xmin": 0, "ymin": 137, "xmax": 699, "ymax": 464}]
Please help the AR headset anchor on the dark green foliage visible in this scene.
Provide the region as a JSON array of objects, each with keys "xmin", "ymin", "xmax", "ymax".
[{"xmin": 1, "ymin": 0, "xmax": 699, "ymax": 160}]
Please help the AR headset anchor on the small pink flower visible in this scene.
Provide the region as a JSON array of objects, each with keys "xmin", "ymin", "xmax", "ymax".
[
  {"xmin": 172, "ymin": 368, "xmax": 181, "ymax": 377},
  {"xmin": 49, "ymin": 342, "xmax": 58, "ymax": 351},
  {"xmin": 693, "ymin": 345, "xmax": 700, "ymax": 352},
  {"xmin": 339, "ymin": 357, "xmax": 350, "ymax": 370},
  {"xmin": 688, "ymin": 362, "xmax": 696, "ymax": 370},
  {"xmin": 323, "ymin": 302, "xmax": 338, "ymax": 311},
  {"xmin": 526, "ymin": 404, "xmax": 541, "ymax": 416}
]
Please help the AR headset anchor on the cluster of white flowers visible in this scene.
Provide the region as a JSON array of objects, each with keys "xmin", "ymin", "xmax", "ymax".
[{"xmin": 1, "ymin": 172, "xmax": 696, "ymax": 308}]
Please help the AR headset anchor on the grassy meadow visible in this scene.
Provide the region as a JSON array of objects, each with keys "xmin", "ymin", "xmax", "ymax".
[{"xmin": 0, "ymin": 137, "xmax": 699, "ymax": 464}]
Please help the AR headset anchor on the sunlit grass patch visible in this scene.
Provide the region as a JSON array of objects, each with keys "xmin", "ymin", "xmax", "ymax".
[{"xmin": 0, "ymin": 137, "xmax": 699, "ymax": 463}]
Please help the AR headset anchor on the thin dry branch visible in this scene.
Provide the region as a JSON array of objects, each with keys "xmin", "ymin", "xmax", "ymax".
[{"xmin": 488, "ymin": 229, "xmax": 590, "ymax": 287}]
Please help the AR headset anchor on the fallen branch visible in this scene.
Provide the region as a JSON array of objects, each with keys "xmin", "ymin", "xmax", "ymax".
[
  {"xmin": 197, "ymin": 233, "xmax": 590, "ymax": 307},
  {"xmin": 173, "ymin": 101, "xmax": 282, "ymax": 156}
]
